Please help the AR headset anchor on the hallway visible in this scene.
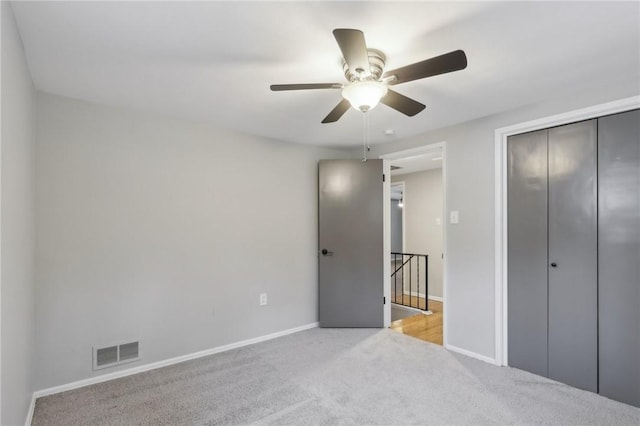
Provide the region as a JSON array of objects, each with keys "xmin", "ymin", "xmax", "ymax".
[{"xmin": 389, "ymin": 299, "xmax": 443, "ymax": 346}]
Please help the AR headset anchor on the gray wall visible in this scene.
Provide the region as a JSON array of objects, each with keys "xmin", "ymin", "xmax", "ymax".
[
  {"xmin": 390, "ymin": 199, "xmax": 402, "ymax": 253},
  {"xmin": 1, "ymin": 3, "xmax": 37, "ymax": 424},
  {"xmin": 34, "ymin": 93, "xmax": 347, "ymax": 389},
  {"xmin": 369, "ymin": 82, "xmax": 639, "ymax": 359},
  {"xmin": 392, "ymin": 170, "xmax": 444, "ymax": 299}
]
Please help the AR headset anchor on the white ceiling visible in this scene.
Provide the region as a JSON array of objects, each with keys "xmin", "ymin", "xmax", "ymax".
[{"xmin": 11, "ymin": 1, "xmax": 640, "ymax": 149}]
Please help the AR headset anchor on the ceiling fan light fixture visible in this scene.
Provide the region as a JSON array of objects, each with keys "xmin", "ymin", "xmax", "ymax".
[{"xmin": 341, "ymin": 80, "xmax": 388, "ymax": 112}]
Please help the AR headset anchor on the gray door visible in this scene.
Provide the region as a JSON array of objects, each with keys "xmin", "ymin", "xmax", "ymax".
[
  {"xmin": 318, "ymin": 159, "xmax": 384, "ymax": 327},
  {"xmin": 598, "ymin": 109, "xmax": 640, "ymax": 407},
  {"xmin": 547, "ymin": 119, "xmax": 598, "ymax": 392},
  {"xmin": 507, "ymin": 129, "xmax": 549, "ymax": 378},
  {"xmin": 508, "ymin": 120, "xmax": 598, "ymax": 393}
]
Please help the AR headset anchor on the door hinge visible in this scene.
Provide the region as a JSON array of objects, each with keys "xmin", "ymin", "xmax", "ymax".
[
  {"xmin": 383, "ymin": 174, "xmax": 386, "ymax": 182},
  {"xmin": 383, "ymin": 297, "xmax": 386, "ymax": 305}
]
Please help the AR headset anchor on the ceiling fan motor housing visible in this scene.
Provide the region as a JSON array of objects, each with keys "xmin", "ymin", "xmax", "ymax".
[{"xmin": 343, "ymin": 49, "xmax": 386, "ymax": 82}]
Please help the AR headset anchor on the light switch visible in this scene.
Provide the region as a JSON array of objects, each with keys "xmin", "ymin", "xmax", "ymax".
[
  {"xmin": 436, "ymin": 217, "xmax": 441, "ymax": 226},
  {"xmin": 450, "ymin": 210, "xmax": 459, "ymax": 224}
]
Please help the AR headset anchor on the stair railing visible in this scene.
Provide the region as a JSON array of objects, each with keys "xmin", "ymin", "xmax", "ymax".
[{"xmin": 391, "ymin": 252, "xmax": 429, "ymax": 311}]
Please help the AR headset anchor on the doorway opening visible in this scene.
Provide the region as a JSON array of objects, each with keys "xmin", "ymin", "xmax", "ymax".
[{"xmin": 382, "ymin": 144, "xmax": 446, "ymax": 346}]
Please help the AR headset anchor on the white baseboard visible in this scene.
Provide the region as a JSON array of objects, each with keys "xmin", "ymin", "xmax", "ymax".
[
  {"xmin": 391, "ymin": 302, "xmax": 422, "ymax": 313},
  {"xmin": 31, "ymin": 322, "xmax": 319, "ymax": 403},
  {"xmin": 24, "ymin": 393, "xmax": 36, "ymax": 426},
  {"xmin": 402, "ymin": 290, "xmax": 425, "ymax": 298},
  {"xmin": 445, "ymin": 343, "xmax": 499, "ymax": 366},
  {"xmin": 428, "ymin": 295, "xmax": 443, "ymax": 302}
]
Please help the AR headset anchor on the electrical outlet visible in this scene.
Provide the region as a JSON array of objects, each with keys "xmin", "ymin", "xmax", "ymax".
[{"xmin": 259, "ymin": 293, "xmax": 267, "ymax": 306}]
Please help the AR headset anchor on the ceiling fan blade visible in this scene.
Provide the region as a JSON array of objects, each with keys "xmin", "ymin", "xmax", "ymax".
[
  {"xmin": 383, "ymin": 50, "xmax": 467, "ymax": 85},
  {"xmin": 270, "ymin": 83, "xmax": 342, "ymax": 91},
  {"xmin": 322, "ymin": 99, "xmax": 351, "ymax": 123},
  {"xmin": 381, "ymin": 89, "xmax": 426, "ymax": 117},
  {"xmin": 333, "ymin": 29, "xmax": 371, "ymax": 77}
]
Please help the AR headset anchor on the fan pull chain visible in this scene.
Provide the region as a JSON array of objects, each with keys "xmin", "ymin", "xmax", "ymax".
[{"xmin": 362, "ymin": 111, "xmax": 371, "ymax": 162}]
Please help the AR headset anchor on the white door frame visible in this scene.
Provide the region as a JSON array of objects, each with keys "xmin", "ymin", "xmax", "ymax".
[
  {"xmin": 390, "ymin": 181, "xmax": 406, "ymax": 254},
  {"xmin": 380, "ymin": 142, "xmax": 447, "ymax": 343},
  {"xmin": 390, "ymin": 181, "xmax": 406, "ymax": 303},
  {"xmin": 494, "ymin": 95, "xmax": 640, "ymax": 367}
]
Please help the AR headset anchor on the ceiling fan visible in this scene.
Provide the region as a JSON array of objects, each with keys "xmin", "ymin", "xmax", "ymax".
[{"xmin": 270, "ymin": 29, "xmax": 467, "ymax": 123}]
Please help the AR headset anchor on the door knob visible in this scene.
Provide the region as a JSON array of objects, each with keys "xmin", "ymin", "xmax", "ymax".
[
  {"xmin": 321, "ymin": 249, "xmax": 333, "ymax": 256},
  {"xmin": 550, "ymin": 262, "xmax": 557, "ymax": 268}
]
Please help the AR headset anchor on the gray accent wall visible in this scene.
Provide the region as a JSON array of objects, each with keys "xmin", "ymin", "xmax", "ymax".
[
  {"xmin": 392, "ymin": 170, "xmax": 444, "ymax": 298},
  {"xmin": 367, "ymin": 82, "xmax": 639, "ymax": 359},
  {"xmin": 34, "ymin": 93, "xmax": 347, "ymax": 389},
  {"xmin": 1, "ymin": 3, "xmax": 37, "ymax": 424}
]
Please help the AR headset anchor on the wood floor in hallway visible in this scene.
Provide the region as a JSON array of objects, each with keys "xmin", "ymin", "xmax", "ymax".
[{"xmin": 389, "ymin": 299, "xmax": 443, "ymax": 346}]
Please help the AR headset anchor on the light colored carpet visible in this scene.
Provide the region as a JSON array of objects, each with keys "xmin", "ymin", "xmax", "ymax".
[{"xmin": 32, "ymin": 328, "xmax": 640, "ymax": 425}]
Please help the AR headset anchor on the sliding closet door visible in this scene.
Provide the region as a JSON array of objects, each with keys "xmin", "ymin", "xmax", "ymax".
[
  {"xmin": 507, "ymin": 130, "xmax": 549, "ymax": 377},
  {"xmin": 598, "ymin": 109, "xmax": 640, "ymax": 407},
  {"xmin": 547, "ymin": 120, "xmax": 598, "ymax": 392}
]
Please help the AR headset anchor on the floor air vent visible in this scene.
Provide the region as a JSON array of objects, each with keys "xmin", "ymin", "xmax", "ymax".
[{"xmin": 93, "ymin": 340, "xmax": 140, "ymax": 370}]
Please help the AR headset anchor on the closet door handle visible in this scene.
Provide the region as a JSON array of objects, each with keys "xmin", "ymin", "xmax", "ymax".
[{"xmin": 550, "ymin": 262, "xmax": 558, "ymax": 268}]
